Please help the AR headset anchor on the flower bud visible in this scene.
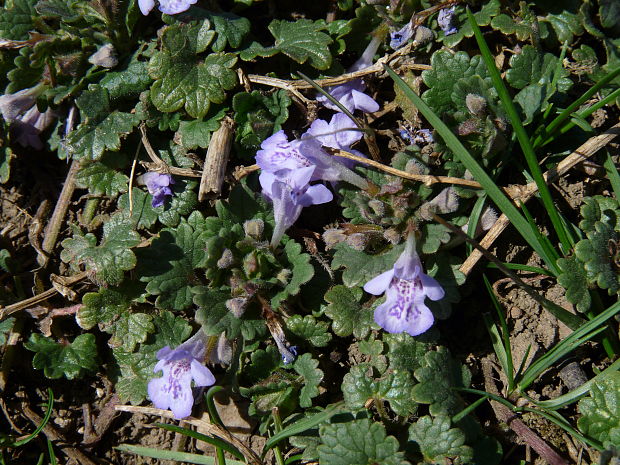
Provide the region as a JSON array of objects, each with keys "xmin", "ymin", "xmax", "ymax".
[
  {"xmin": 225, "ymin": 297, "xmax": 248, "ymax": 318},
  {"xmin": 243, "ymin": 252, "xmax": 259, "ymax": 276},
  {"xmin": 323, "ymin": 228, "xmax": 346, "ymax": 249},
  {"xmin": 88, "ymin": 44, "xmax": 118, "ymax": 68},
  {"xmin": 383, "ymin": 228, "xmax": 401, "ymax": 244},
  {"xmin": 465, "ymin": 94, "xmax": 487, "ymax": 117},
  {"xmin": 346, "ymin": 233, "xmax": 368, "ymax": 251},
  {"xmin": 276, "ymin": 268, "xmax": 292, "ymax": 285},
  {"xmin": 368, "ymin": 199, "xmax": 386, "ymax": 216},
  {"xmin": 458, "ymin": 119, "xmax": 480, "ymax": 136},
  {"xmin": 217, "ymin": 248, "xmax": 234, "ymax": 269},
  {"xmin": 243, "ymin": 219, "xmax": 264, "ymax": 240}
]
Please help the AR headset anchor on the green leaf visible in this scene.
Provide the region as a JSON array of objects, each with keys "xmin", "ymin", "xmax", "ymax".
[
  {"xmin": 271, "ymin": 239, "xmax": 314, "ymax": 308},
  {"xmin": 575, "ymin": 222, "xmax": 620, "ymax": 295},
  {"xmin": 100, "ymin": 55, "xmax": 152, "ymax": 100},
  {"xmin": 408, "ymin": 415, "xmax": 474, "ymax": 465},
  {"xmin": 203, "ymin": 11, "xmax": 251, "ymax": 52},
  {"xmin": 324, "ymin": 285, "xmax": 373, "ymax": 339},
  {"xmin": 286, "ymin": 315, "xmax": 331, "ymax": 347},
  {"xmin": 0, "ymin": 318, "xmax": 15, "ymax": 345},
  {"xmin": 176, "ymin": 110, "xmax": 225, "ymax": 150},
  {"xmin": 74, "ymin": 152, "xmax": 129, "ymax": 198},
  {"xmin": 579, "ymin": 196, "xmax": 620, "ymax": 233},
  {"xmin": 411, "ymin": 347, "xmax": 471, "ymax": 416},
  {"xmin": 542, "ymin": 8, "xmax": 583, "ymax": 43},
  {"xmin": 60, "ymin": 215, "xmax": 141, "ymax": 286},
  {"xmin": 0, "ymin": 145, "xmax": 13, "ymax": 184},
  {"xmin": 109, "ymin": 313, "xmax": 154, "ymax": 352},
  {"xmin": 490, "ymin": 14, "xmax": 533, "ymax": 41},
  {"xmin": 148, "ymin": 23, "xmax": 237, "ymax": 118},
  {"xmin": 342, "ymin": 365, "xmax": 417, "ymax": 416},
  {"xmin": 331, "ymin": 242, "xmax": 405, "ymax": 288},
  {"xmin": 294, "ymin": 353, "xmax": 323, "ymax": 408},
  {"xmin": 0, "ymin": 0, "xmax": 36, "ymax": 39},
  {"xmin": 114, "ymin": 311, "xmax": 191, "ymax": 404},
  {"xmin": 440, "ymin": 0, "xmax": 500, "ymax": 48},
  {"xmin": 65, "ymin": 111, "xmax": 139, "ymax": 161},
  {"xmin": 157, "ymin": 179, "xmax": 199, "ymax": 227},
  {"xmin": 557, "ymin": 255, "xmax": 591, "ymax": 313},
  {"xmin": 422, "ymin": 50, "xmax": 490, "ymax": 116},
  {"xmin": 599, "ymin": 0, "xmax": 620, "ymax": 31},
  {"xmin": 194, "ymin": 287, "xmax": 266, "ymax": 340},
  {"xmin": 269, "ymin": 19, "xmax": 332, "ymax": 70},
  {"xmin": 25, "ymin": 333, "xmax": 98, "ymax": 380},
  {"xmin": 78, "ymin": 280, "xmax": 145, "ymax": 330},
  {"xmin": 76, "ymin": 85, "xmax": 111, "ymax": 121},
  {"xmin": 578, "ymin": 372, "xmax": 620, "ymax": 448},
  {"xmin": 137, "ymin": 212, "xmax": 207, "ymax": 310},
  {"xmin": 118, "ymin": 188, "xmax": 159, "ymax": 230},
  {"xmin": 318, "ymin": 418, "xmax": 410, "ymax": 465},
  {"xmin": 384, "ymin": 333, "xmax": 430, "ymax": 372}
]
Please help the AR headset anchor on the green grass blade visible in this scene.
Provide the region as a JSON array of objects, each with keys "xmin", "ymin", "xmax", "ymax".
[
  {"xmin": 603, "ymin": 150, "xmax": 620, "ymax": 199},
  {"xmin": 385, "ymin": 65, "xmax": 560, "ymax": 272},
  {"xmin": 466, "ymin": 195, "xmax": 487, "ymax": 255},
  {"xmin": 483, "ymin": 275, "xmax": 514, "ymax": 390},
  {"xmin": 534, "ymin": 358, "xmax": 620, "ymax": 410},
  {"xmin": 47, "ymin": 440, "xmax": 57, "ymax": 465},
  {"xmin": 452, "ymin": 396, "xmax": 487, "ymax": 423},
  {"xmin": 485, "ymin": 262, "xmax": 553, "ymax": 277},
  {"xmin": 263, "ymin": 402, "xmax": 343, "ymax": 453},
  {"xmin": 518, "ymin": 300, "xmax": 620, "ymax": 391},
  {"xmin": 13, "ymin": 389, "xmax": 54, "ymax": 447},
  {"xmin": 534, "ymin": 66, "xmax": 620, "ymax": 148},
  {"xmin": 155, "ymin": 423, "xmax": 245, "ymax": 461},
  {"xmin": 285, "ymin": 454, "xmax": 304, "ymax": 465},
  {"xmin": 116, "ymin": 444, "xmax": 246, "ymax": 465},
  {"xmin": 466, "ymin": 7, "xmax": 571, "ymax": 252}
]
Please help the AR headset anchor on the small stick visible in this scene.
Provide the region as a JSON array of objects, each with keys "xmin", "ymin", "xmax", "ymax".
[
  {"xmin": 460, "ymin": 122, "xmax": 620, "ymax": 276},
  {"xmin": 199, "ymin": 117, "xmax": 235, "ymax": 200},
  {"xmin": 0, "ymin": 271, "xmax": 88, "ymax": 320},
  {"xmin": 139, "ymin": 125, "xmax": 202, "ymax": 178},
  {"xmin": 114, "ymin": 404, "xmax": 263, "ymax": 465},
  {"xmin": 38, "ymin": 159, "xmax": 80, "ymax": 267}
]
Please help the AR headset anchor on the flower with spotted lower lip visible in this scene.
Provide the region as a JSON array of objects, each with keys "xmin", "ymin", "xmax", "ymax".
[
  {"xmin": 147, "ymin": 338, "xmax": 215, "ymax": 419},
  {"xmin": 363, "ymin": 234, "xmax": 444, "ymax": 336}
]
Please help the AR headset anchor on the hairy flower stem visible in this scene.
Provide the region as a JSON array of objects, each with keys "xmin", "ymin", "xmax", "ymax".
[{"xmin": 81, "ymin": 198, "xmax": 100, "ymax": 227}]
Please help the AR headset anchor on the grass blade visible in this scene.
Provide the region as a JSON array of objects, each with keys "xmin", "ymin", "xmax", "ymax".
[
  {"xmin": 263, "ymin": 402, "xmax": 343, "ymax": 453},
  {"xmin": 385, "ymin": 65, "xmax": 560, "ymax": 273},
  {"xmin": 13, "ymin": 389, "xmax": 54, "ymax": 447},
  {"xmin": 116, "ymin": 444, "xmax": 246, "ymax": 465},
  {"xmin": 603, "ymin": 150, "xmax": 620, "ymax": 199},
  {"xmin": 466, "ymin": 195, "xmax": 487, "ymax": 255},
  {"xmin": 155, "ymin": 423, "xmax": 245, "ymax": 461},
  {"xmin": 466, "ymin": 7, "xmax": 571, "ymax": 252}
]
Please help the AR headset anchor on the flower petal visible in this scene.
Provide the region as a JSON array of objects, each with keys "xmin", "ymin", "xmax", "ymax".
[
  {"xmin": 147, "ymin": 376, "xmax": 171, "ymax": 410},
  {"xmin": 420, "ymin": 273, "xmax": 445, "ymax": 301},
  {"xmin": 190, "ymin": 360, "xmax": 216, "ymax": 387},
  {"xmin": 351, "ymin": 89, "xmax": 379, "ymax": 113},
  {"xmin": 298, "ymin": 184, "xmax": 333, "ymax": 207},
  {"xmin": 363, "ymin": 269, "xmax": 394, "ymax": 295}
]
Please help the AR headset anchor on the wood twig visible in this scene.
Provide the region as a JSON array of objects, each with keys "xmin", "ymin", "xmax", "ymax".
[
  {"xmin": 199, "ymin": 116, "xmax": 235, "ymax": 200},
  {"xmin": 139, "ymin": 125, "xmax": 202, "ymax": 178},
  {"xmin": 38, "ymin": 159, "xmax": 80, "ymax": 267},
  {"xmin": 460, "ymin": 122, "xmax": 620, "ymax": 276},
  {"xmin": 115, "ymin": 404, "xmax": 264, "ymax": 465}
]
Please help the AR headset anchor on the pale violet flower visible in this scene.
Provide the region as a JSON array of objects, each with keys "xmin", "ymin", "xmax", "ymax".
[
  {"xmin": 438, "ymin": 7, "xmax": 458, "ymax": 36},
  {"xmin": 147, "ymin": 338, "xmax": 216, "ymax": 419},
  {"xmin": 138, "ymin": 0, "xmax": 197, "ymax": 15},
  {"xmin": 303, "ymin": 113, "xmax": 366, "ymax": 169},
  {"xmin": 363, "ymin": 234, "xmax": 444, "ymax": 336},
  {"xmin": 316, "ymin": 36, "xmax": 381, "ymax": 114},
  {"xmin": 259, "ymin": 166, "xmax": 333, "ymax": 247},
  {"xmin": 390, "ymin": 22, "xmax": 414, "ymax": 50},
  {"xmin": 143, "ymin": 172, "xmax": 174, "ymax": 208}
]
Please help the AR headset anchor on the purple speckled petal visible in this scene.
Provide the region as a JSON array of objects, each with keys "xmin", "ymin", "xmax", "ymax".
[
  {"xmin": 363, "ymin": 269, "xmax": 394, "ymax": 295},
  {"xmin": 157, "ymin": 0, "xmax": 197, "ymax": 14}
]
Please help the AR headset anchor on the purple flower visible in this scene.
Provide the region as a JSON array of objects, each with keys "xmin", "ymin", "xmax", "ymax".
[
  {"xmin": 303, "ymin": 113, "xmax": 366, "ymax": 169},
  {"xmin": 147, "ymin": 339, "xmax": 216, "ymax": 419},
  {"xmin": 257, "ymin": 130, "xmax": 367, "ymax": 188},
  {"xmin": 316, "ymin": 80, "xmax": 379, "ymax": 114},
  {"xmin": 138, "ymin": 0, "xmax": 197, "ymax": 15},
  {"xmin": 390, "ymin": 22, "xmax": 414, "ymax": 50},
  {"xmin": 438, "ymin": 7, "xmax": 458, "ymax": 36},
  {"xmin": 260, "ymin": 166, "xmax": 333, "ymax": 247},
  {"xmin": 143, "ymin": 172, "xmax": 174, "ymax": 208},
  {"xmin": 0, "ymin": 85, "xmax": 55, "ymax": 149},
  {"xmin": 363, "ymin": 234, "xmax": 444, "ymax": 336}
]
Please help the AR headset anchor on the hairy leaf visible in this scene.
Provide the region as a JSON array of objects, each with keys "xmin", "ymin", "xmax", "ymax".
[
  {"xmin": 74, "ymin": 152, "xmax": 129, "ymax": 197},
  {"xmin": 578, "ymin": 371, "xmax": 620, "ymax": 448},
  {"xmin": 409, "ymin": 415, "xmax": 474, "ymax": 465},
  {"xmin": 324, "ymin": 285, "xmax": 374, "ymax": 339},
  {"xmin": 269, "ymin": 19, "xmax": 332, "ymax": 70},
  {"xmin": 331, "ymin": 242, "xmax": 405, "ymax": 288},
  {"xmin": 286, "ymin": 315, "xmax": 331, "ymax": 347},
  {"xmin": 294, "ymin": 353, "xmax": 323, "ymax": 408},
  {"xmin": 26, "ymin": 333, "xmax": 98, "ymax": 379}
]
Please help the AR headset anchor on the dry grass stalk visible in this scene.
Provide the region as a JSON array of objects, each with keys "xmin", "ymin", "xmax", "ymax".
[{"xmin": 199, "ymin": 116, "xmax": 235, "ymax": 200}]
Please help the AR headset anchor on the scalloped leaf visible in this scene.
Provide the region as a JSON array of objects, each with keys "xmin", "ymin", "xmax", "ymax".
[
  {"xmin": 100, "ymin": 55, "xmax": 152, "ymax": 100},
  {"xmin": 74, "ymin": 152, "xmax": 129, "ymax": 198},
  {"xmin": 157, "ymin": 179, "xmax": 199, "ymax": 228},
  {"xmin": 108, "ymin": 313, "xmax": 154, "ymax": 351},
  {"xmin": 60, "ymin": 214, "xmax": 140, "ymax": 286},
  {"xmin": 408, "ymin": 415, "xmax": 474, "ymax": 465},
  {"xmin": 117, "ymin": 188, "xmax": 159, "ymax": 230},
  {"xmin": 578, "ymin": 371, "xmax": 620, "ymax": 448},
  {"xmin": 176, "ymin": 110, "xmax": 226, "ymax": 150},
  {"xmin": 318, "ymin": 418, "xmax": 410, "ymax": 465},
  {"xmin": 269, "ymin": 19, "xmax": 332, "ymax": 70},
  {"xmin": 342, "ymin": 364, "xmax": 417, "ymax": 416},
  {"xmin": 294, "ymin": 353, "xmax": 323, "ymax": 408},
  {"xmin": 25, "ymin": 333, "xmax": 98, "ymax": 380},
  {"xmin": 137, "ymin": 211, "xmax": 207, "ymax": 310},
  {"xmin": 203, "ymin": 11, "xmax": 251, "ymax": 52},
  {"xmin": 0, "ymin": 0, "xmax": 36, "ymax": 40},
  {"xmin": 411, "ymin": 347, "xmax": 471, "ymax": 416},
  {"xmin": 78, "ymin": 280, "xmax": 145, "ymax": 330},
  {"xmin": 384, "ymin": 333, "xmax": 430, "ymax": 372},
  {"xmin": 557, "ymin": 255, "xmax": 591, "ymax": 313},
  {"xmin": 439, "ymin": 0, "xmax": 500, "ymax": 48},
  {"xmin": 0, "ymin": 317, "xmax": 15, "ymax": 345},
  {"xmin": 271, "ymin": 239, "xmax": 314, "ymax": 308},
  {"xmin": 575, "ymin": 222, "xmax": 620, "ymax": 295},
  {"xmin": 331, "ymin": 242, "xmax": 405, "ymax": 288},
  {"xmin": 193, "ymin": 287, "xmax": 266, "ymax": 341},
  {"xmin": 286, "ymin": 315, "xmax": 331, "ymax": 347},
  {"xmin": 148, "ymin": 22, "xmax": 237, "ymax": 118},
  {"xmin": 324, "ymin": 285, "xmax": 373, "ymax": 339},
  {"xmin": 579, "ymin": 196, "xmax": 620, "ymax": 233}
]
